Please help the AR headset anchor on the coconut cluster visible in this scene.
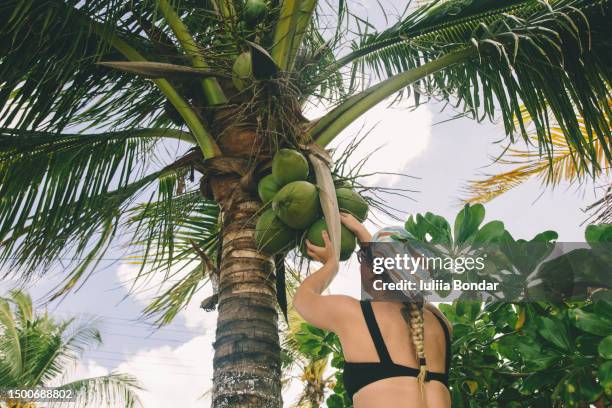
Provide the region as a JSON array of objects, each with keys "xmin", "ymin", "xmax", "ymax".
[{"xmin": 254, "ymin": 149, "xmax": 369, "ymax": 261}]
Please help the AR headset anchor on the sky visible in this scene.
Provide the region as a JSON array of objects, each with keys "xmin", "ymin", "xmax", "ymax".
[{"xmin": 1, "ymin": 0, "xmax": 609, "ymax": 407}]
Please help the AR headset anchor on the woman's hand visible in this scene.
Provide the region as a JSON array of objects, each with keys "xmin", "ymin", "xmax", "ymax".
[
  {"xmin": 340, "ymin": 212, "xmax": 372, "ymax": 243},
  {"xmin": 305, "ymin": 231, "xmax": 338, "ymax": 266}
]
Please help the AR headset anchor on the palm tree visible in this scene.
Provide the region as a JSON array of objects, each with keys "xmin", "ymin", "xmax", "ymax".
[
  {"xmin": 0, "ymin": 290, "xmax": 141, "ymax": 408},
  {"xmin": 0, "ymin": 0, "xmax": 610, "ymax": 406}
]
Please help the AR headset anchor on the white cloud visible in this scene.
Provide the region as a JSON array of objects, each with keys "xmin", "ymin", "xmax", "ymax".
[
  {"xmin": 305, "ymin": 99, "xmax": 432, "ymax": 187},
  {"xmin": 56, "ymin": 359, "xmax": 110, "ymax": 386},
  {"xmin": 108, "ymin": 262, "xmax": 216, "ymax": 406},
  {"xmin": 115, "ymin": 332, "xmax": 215, "ymax": 408}
]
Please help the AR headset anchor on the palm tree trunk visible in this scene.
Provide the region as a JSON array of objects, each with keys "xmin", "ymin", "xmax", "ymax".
[{"xmin": 210, "ymin": 174, "xmax": 282, "ymax": 408}]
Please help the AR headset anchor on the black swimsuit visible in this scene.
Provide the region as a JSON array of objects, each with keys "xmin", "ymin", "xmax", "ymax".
[{"xmin": 343, "ymin": 301, "xmax": 451, "ymax": 400}]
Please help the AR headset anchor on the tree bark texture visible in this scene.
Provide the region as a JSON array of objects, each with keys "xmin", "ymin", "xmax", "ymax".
[{"xmin": 210, "ymin": 173, "xmax": 282, "ymax": 408}]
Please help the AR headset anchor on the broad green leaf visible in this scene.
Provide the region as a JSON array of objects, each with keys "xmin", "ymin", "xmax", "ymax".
[
  {"xmin": 455, "ymin": 301, "xmax": 481, "ymax": 321},
  {"xmin": 472, "ymin": 221, "xmax": 506, "ymax": 244},
  {"xmin": 575, "ymin": 371, "xmax": 603, "ymax": 402},
  {"xmin": 531, "ymin": 230, "xmax": 559, "ymax": 243},
  {"xmin": 576, "ymin": 334, "xmax": 603, "ymax": 356},
  {"xmin": 591, "ymin": 290, "xmax": 612, "ymax": 302},
  {"xmin": 521, "ymin": 370, "xmax": 558, "ymax": 392},
  {"xmin": 599, "ymin": 361, "xmax": 612, "ymax": 396},
  {"xmin": 594, "ymin": 301, "xmax": 612, "ymax": 318},
  {"xmin": 423, "ymin": 212, "xmax": 453, "ymax": 244},
  {"xmin": 536, "ymin": 316, "xmax": 572, "ymax": 351},
  {"xmin": 497, "ymin": 387, "xmax": 522, "ymax": 403},
  {"xmin": 454, "ymin": 204, "xmax": 485, "ymax": 244},
  {"xmin": 599, "ymin": 335, "xmax": 612, "ymax": 359},
  {"xmin": 570, "ymin": 309, "xmax": 612, "ymax": 336},
  {"xmin": 326, "ymin": 394, "xmax": 343, "ymax": 408},
  {"xmin": 404, "ymin": 215, "xmax": 427, "ymax": 240},
  {"xmin": 404, "ymin": 212, "xmax": 452, "ymax": 244},
  {"xmin": 585, "ymin": 224, "xmax": 612, "ymax": 244}
]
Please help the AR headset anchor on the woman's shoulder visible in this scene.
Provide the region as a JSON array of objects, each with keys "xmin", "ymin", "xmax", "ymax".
[{"xmin": 293, "ymin": 294, "xmax": 363, "ymax": 333}]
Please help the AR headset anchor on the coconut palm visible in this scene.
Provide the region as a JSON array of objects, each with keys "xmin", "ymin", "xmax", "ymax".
[
  {"xmin": 0, "ymin": 0, "xmax": 610, "ymax": 406},
  {"xmin": 0, "ymin": 290, "xmax": 141, "ymax": 408}
]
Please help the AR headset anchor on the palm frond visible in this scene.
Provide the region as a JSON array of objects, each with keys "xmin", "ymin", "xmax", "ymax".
[
  {"xmin": 315, "ymin": 0, "xmax": 612, "ymax": 166},
  {"xmin": 55, "ymin": 373, "xmax": 142, "ymax": 408},
  {"xmin": 129, "ymin": 190, "xmax": 220, "ymax": 269},
  {"xmin": 463, "ymin": 98, "xmax": 611, "ymax": 203},
  {"xmin": 0, "ymin": 127, "xmax": 168, "ymax": 278},
  {"xmin": 585, "ymin": 184, "xmax": 612, "ymax": 223},
  {"xmin": 0, "ymin": 0, "xmax": 166, "ymax": 131},
  {"xmin": 0, "ymin": 0, "xmax": 233, "ymax": 133},
  {"xmin": 30, "ymin": 319, "xmax": 102, "ymax": 386},
  {"xmin": 141, "ymin": 262, "xmax": 210, "ymax": 326},
  {"xmin": 0, "ymin": 297, "xmax": 22, "ymax": 381},
  {"xmin": 24, "ymin": 324, "xmax": 74, "ymax": 387},
  {"xmin": 293, "ymin": 18, "xmax": 349, "ymax": 102},
  {"xmin": 464, "ymin": 127, "xmax": 611, "ymax": 203},
  {"xmin": 281, "ymin": 303, "xmax": 333, "ymax": 408},
  {"xmin": 271, "ymin": 0, "xmax": 318, "ymax": 70},
  {"xmin": 7, "ymin": 290, "xmax": 33, "ymax": 327},
  {"xmin": 128, "ymin": 192, "xmax": 220, "ymax": 326}
]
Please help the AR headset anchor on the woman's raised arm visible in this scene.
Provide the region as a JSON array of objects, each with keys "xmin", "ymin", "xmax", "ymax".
[{"xmin": 293, "ymin": 231, "xmax": 352, "ymax": 331}]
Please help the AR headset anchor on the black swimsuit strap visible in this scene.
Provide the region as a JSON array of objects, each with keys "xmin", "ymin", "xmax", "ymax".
[
  {"xmin": 431, "ymin": 311, "xmax": 452, "ymax": 374},
  {"xmin": 359, "ymin": 301, "xmax": 392, "ymax": 364}
]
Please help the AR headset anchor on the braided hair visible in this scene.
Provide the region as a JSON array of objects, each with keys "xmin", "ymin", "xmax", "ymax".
[
  {"xmin": 401, "ymin": 301, "xmax": 428, "ymax": 406},
  {"xmin": 369, "ymin": 227, "xmax": 431, "ymax": 405}
]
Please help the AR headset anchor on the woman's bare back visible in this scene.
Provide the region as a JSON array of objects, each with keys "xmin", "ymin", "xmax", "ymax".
[{"xmin": 335, "ymin": 300, "xmax": 451, "ymax": 408}]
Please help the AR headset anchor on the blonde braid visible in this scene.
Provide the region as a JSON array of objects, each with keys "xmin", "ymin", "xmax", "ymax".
[{"xmin": 402, "ymin": 302, "xmax": 428, "ymax": 406}]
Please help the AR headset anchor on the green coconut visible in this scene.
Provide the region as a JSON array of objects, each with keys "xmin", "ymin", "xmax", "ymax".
[
  {"xmin": 243, "ymin": 0, "xmax": 267, "ymax": 26},
  {"xmin": 254, "ymin": 209, "xmax": 297, "ymax": 255},
  {"xmin": 258, "ymin": 174, "xmax": 281, "ymax": 204},
  {"xmin": 302, "ymin": 219, "xmax": 357, "ymax": 261},
  {"xmin": 271, "ymin": 148, "xmax": 309, "ymax": 185},
  {"xmin": 272, "ymin": 181, "xmax": 320, "ymax": 229},
  {"xmin": 232, "ymin": 51, "xmax": 252, "ymax": 91},
  {"xmin": 336, "ymin": 187, "xmax": 369, "ymax": 222}
]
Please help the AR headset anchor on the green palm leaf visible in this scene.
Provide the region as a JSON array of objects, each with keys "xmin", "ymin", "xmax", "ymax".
[
  {"xmin": 56, "ymin": 373, "xmax": 142, "ymax": 408},
  {"xmin": 0, "ymin": 128, "xmax": 171, "ymax": 278},
  {"xmin": 129, "ymin": 192, "xmax": 220, "ymax": 325},
  {"xmin": 0, "ymin": 298, "xmax": 22, "ymax": 381},
  {"xmin": 313, "ymin": 0, "xmax": 611, "ymax": 167},
  {"xmin": 1, "ymin": 0, "xmax": 156, "ymax": 131}
]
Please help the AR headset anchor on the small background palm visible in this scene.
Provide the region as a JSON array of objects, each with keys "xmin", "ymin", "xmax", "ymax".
[
  {"xmin": 0, "ymin": 290, "xmax": 142, "ymax": 408},
  {"xmin": 282, "ymin": 306, "xmax": 335, "ymax": 408}
]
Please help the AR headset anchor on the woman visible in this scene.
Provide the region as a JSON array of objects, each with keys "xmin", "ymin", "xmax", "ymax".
[{"xmin": 293, "ymin": 213, "xmax": 452, "ymax": 408}]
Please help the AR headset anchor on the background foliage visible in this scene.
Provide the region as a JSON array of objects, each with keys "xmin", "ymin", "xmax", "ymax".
[{"xmin": 288, "ymin": 206, "xmax": 612, "ymax": 407}]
